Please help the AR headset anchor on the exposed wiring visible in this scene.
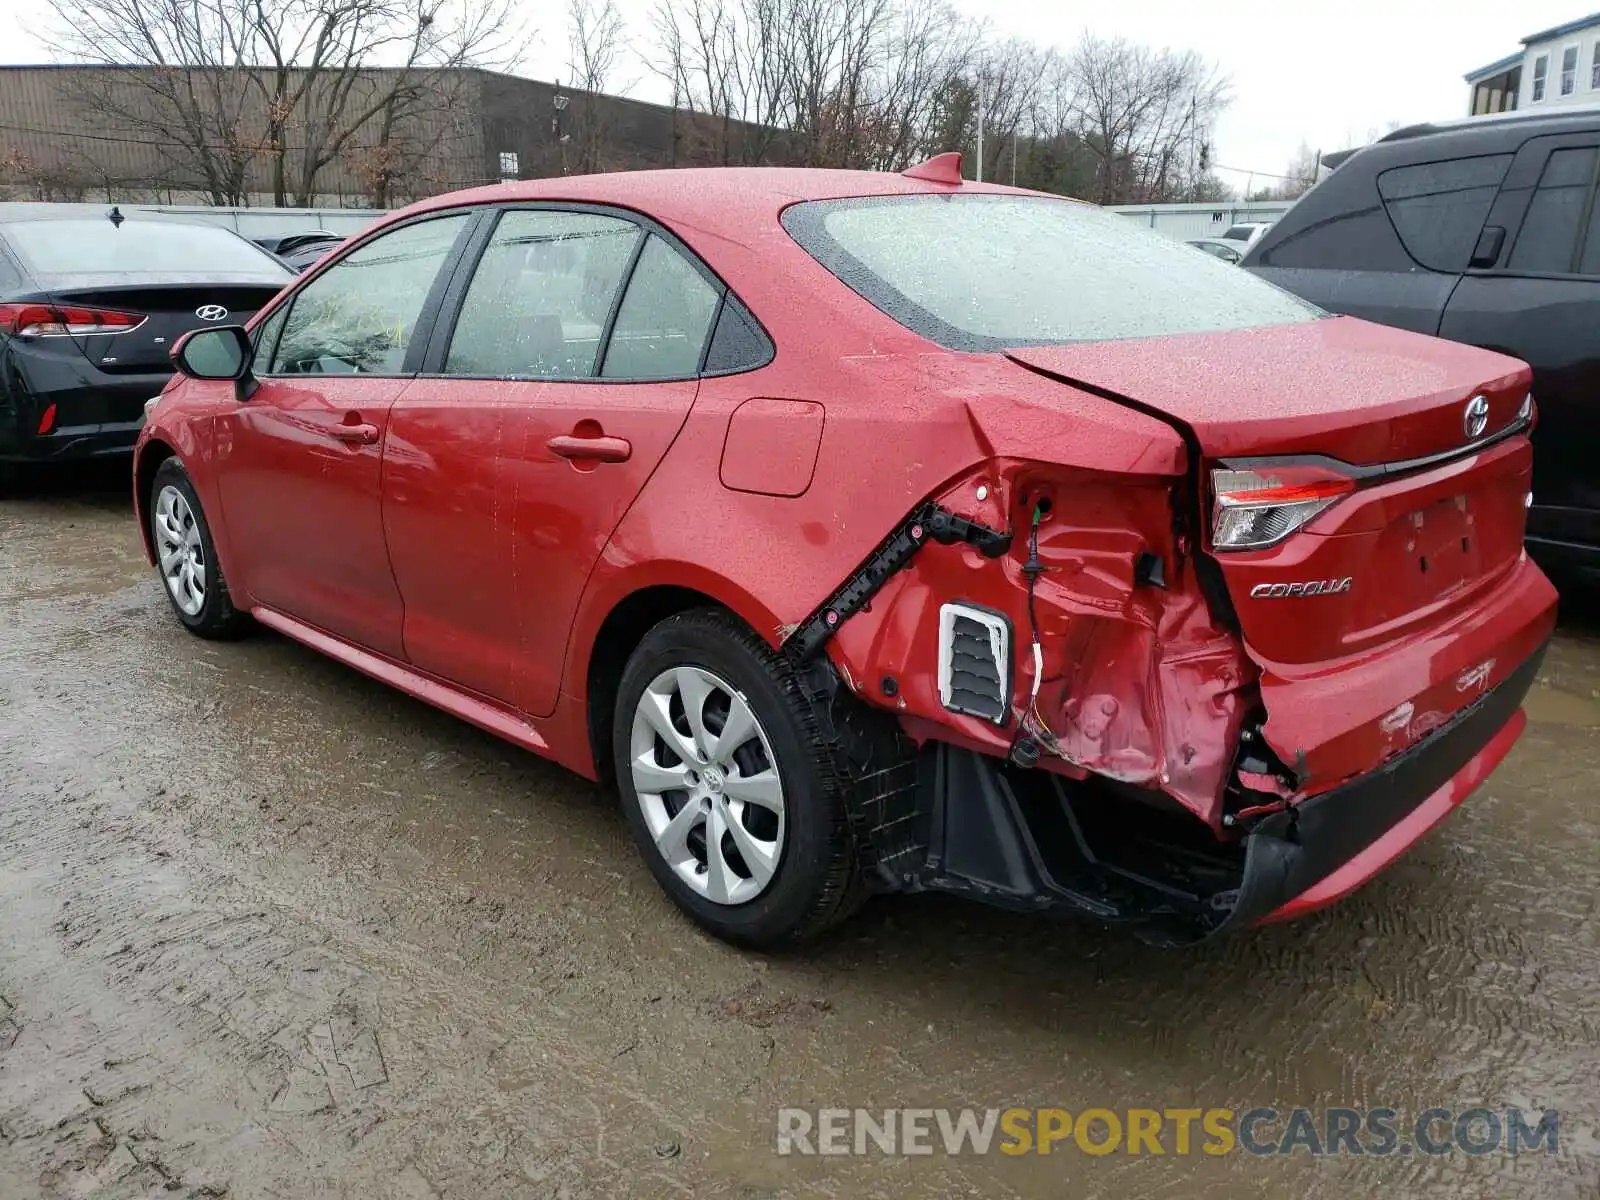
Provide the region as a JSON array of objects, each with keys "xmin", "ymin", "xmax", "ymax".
[{"xmin": 1015, "ymin": 499, "xmax": 1066, "ymax": 758}]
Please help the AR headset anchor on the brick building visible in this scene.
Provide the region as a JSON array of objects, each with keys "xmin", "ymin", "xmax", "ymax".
[{"xmin": 0, "ymin": 64, "xmax": 783, "ymax": 207}]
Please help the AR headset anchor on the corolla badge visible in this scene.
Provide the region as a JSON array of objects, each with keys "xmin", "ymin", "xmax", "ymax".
[
  {"xmin": 195, "ymin": 304, "xmax": 229, "ymax": 322},
  {"xmin": 1249, "ymin": 577, "xmax": 1353, "ymax": 599},
  {"xmin": 1463, "ymin": 395, "xmax": 1489, "ymax": 439}
]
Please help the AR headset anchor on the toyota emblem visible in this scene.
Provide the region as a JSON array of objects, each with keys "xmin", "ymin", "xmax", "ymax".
[
  {"xmin": 1463, "ymin": 395, "xmax": 1489, "ymax": 439},
  {"xmin": 195, "ymin": 304, "xmax": 229, "ymax": 322}
]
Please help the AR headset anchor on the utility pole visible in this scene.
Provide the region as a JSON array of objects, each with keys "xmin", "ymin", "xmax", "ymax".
[
  {"xmin": 1011, "ymin": 129, "xmax": 1018, "ymax": 186},
  {"xmin": 975, "ymin": 75, "xmax": 984, "ymax": 181},
  {"xmin": 553, "ymin": 86, "xmax": 571, "ymax": 175}
]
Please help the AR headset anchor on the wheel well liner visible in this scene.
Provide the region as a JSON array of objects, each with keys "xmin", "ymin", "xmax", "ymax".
[{"xmin": 584, "ymin": 585, "xmax": 728, "ymax": 780}]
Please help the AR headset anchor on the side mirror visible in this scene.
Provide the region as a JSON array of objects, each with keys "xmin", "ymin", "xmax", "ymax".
[
  {"xmin": 172, "ymin": 325, "xmax": 256, "ymax": 399},
  {"xmin": 1469, "ymin": 225, "xmax": 1505, "ymax": 270}
]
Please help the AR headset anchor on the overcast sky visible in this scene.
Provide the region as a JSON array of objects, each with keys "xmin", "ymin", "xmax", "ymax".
[{"xmin": 0, "ymin": 0, "xmax": 1590, "ymax": 189}]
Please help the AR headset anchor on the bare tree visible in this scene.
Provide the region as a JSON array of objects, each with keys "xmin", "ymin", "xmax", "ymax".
[
  {"xmin": 1049, "ymin": 35, "xmax": 1229, "ymax": 204},
  {"xmin": 566, "ymin": 0, "xmax": 625, "ymax": 173},
  {"xmin": 43, "ymin": 0, "xmax": 262, "ymax": 204},
  {"xmin": 648, "ymin": 0, "xmax": 791, "ymax": 165},
  {"xmin": 44, "ymin": 0, "xmax": 525, "ymax": 206},
  {"xmin": 969, "ymin": 39, "xmax": 1052, "ymax": 182},
  {"xmin": 645, "ymin": 0, "xmax": 981, "ymax": 170},
  {"xmin": 249, "ymin": 0, "xmax": 525, "ymax": 205},
  {"xmin": 864, "ymin": 0, "xmax": 978, "ymax": 169},
  {"xmin": 1272, "ymin": 142, "xmax": 1321, "ymax": 199}
]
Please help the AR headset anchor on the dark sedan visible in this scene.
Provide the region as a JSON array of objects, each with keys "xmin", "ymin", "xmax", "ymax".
[{"xmin": 0, "ymin": 205, "xmax": 292, "ymax": 470}]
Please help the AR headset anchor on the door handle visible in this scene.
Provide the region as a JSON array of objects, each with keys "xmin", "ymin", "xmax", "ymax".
[
  {"xmin": 547, "ymin": 433, "xmax": 631, "ymax": 463},
  {"xmin": 330, "ymin": 419, "xmax": 380, "ymax": 445}
]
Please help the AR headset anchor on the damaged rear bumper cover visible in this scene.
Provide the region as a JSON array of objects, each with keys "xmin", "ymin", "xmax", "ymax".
[
  {"xmin": 873, "ymin": 641, "xmax": 1545, "ymax": 943},
  {"xmin": 1221, "ymin": 640, "xmax": 1544, "ymax": 932}
]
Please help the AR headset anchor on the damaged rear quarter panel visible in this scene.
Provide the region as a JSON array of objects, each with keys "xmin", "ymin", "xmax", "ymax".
[
  {"xmin": 571, "ymin": 348, "xmax": 1187, "ymax": 687},
  {"xmin": 827, "ymin": 461, "xmax": 1258, "ymax": 829}
]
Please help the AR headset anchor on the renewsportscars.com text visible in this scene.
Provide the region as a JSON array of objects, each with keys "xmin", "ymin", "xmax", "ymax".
[{"xmin": 776, "ymin": 1106, "xmax": 1559, "ymax": 1157}]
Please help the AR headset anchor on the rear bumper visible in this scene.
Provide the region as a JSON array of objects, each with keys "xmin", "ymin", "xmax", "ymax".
[
  {"xmin": 869, "ymin": 636, "xmax": 1546, "ymax": 944},
  {"xmin": 0, "ymin": 419, "xmax": 145, "ymax": 463},
  {"xmin": 1223, "ymin": 638, "xmax": 1544, "ymax": 931},
  {"xmin": 0, "ymin": 351, "xmax": 164, "ymax": 462}
]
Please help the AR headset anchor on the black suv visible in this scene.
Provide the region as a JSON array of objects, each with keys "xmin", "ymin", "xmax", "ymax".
[{"xmin": 1243, "ymin": 108, "xmax": 1600, "ymax": 580}]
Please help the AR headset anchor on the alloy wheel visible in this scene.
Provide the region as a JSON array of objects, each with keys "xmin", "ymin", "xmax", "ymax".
[
  {"xmin": 629, "ymin": 665, "xmax": 787, "ymax": 906},
  {"xmin": 154, "ymin": 484, "xmax": 206, "ymax": 616}
]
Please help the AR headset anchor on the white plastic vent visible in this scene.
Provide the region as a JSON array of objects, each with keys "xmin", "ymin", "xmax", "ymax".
[{"xmin": 937, "ymin": 603, "xmax": 1011, "ymax": 724}]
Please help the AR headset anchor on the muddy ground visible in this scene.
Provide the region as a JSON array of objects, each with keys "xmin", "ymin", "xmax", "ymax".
[{"xmin": 1, "ymin": 465, "xmax": 1598, "ymax": 1199}]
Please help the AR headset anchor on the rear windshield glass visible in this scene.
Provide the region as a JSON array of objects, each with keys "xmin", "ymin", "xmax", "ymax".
[
  {"xmin": 3, "ymin": 219, "xmax": 290, "ymax": 278},
  {"xmin": 782, "ymin": 195, "xmax": 1321, "ymax": 350}
]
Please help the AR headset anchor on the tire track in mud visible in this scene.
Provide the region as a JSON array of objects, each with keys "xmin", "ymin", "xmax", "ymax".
[{"xmin": 0, "ymin": 770, "xmax": 719, "ymax": 1197}]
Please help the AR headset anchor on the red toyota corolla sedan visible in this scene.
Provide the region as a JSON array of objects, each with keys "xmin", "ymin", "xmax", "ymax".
[{"xmin": 134, "ymin": 156, "xmax": 1557, "ymax": 948}]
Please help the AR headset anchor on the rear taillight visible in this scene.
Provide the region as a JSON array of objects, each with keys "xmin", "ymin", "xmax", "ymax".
[
  {"xmin": 1211, "ymin": 465, "xmax": 1355, "ymax": 551},
  {"xmin": 0, "ymin": 303, "xmax": 145, "ymax": 337}
]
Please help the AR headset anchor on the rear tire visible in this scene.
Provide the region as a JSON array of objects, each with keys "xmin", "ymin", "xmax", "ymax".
[
  {"xmin": 149, "ymin": 458, "xmax": 250, "ymax": 639},
  {"xmin": 613, "ymin": 608, "xmax": 861, "ymax": 948}
]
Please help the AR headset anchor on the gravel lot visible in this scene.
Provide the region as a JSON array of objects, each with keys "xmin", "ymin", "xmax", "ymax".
[{"xmin": 3, "ymin": 465, "xmax": 1598, "ymax": 1199}]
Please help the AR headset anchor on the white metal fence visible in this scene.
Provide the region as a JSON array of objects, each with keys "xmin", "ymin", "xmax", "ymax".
[
  {"xmin": 18, "ymin": 198, "xmax": 1294, "ymax": 246},
  {"xmin": 0, "ymin": 202, "xmax": 388, "ymax": 241},
  {"xmin": 1106, "ymin": 201, "xmax": 1293, "ymax": 241}
]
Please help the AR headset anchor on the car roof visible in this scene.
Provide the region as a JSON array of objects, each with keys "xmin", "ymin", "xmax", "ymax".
[
  {"xmin": 1378, "ymin": 105, "xmax": 1600, "ymax": 148},
  {"xmin": 1317, "ymin": 106, "xmax": 1600, "ymax": 179},
  {"xmin": 388, "ymin": 167, "xmax": 1058, "ymax": 237}
]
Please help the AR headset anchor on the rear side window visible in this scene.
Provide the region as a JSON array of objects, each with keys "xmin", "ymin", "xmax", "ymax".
[
  {"xmin": 783, "ymin": 195, "xmax": 1321, "ymax": 350},
  {"xmin": 1510, "ymin": 147, "xmax": 1599, "ymax": 273},
  {"xmin": 702, "ymin": 294, "xmax": 773, "ymax": 373},
  {"xmin": 1377, "ymin": 155, "xmax": 1510, "ymax": 271},
  {"xmin": 1255, "ymin": 203, "xmax": 1409, "ymax": 271},
  {"xmin": 444, "ymin": 210, "xmax": 640, "ymax": 379},
  {"xmin": 4, "ymin": 219, "xmax": 288, "ymax": 279}
]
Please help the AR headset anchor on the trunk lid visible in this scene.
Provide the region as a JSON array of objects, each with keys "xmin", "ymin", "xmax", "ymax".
[
  {"xmin": 1006, "ymin": 316, "xmax": 1528, "ymax": 465},
  {"xmin": 32, "ymin": 278, "xmax": 285, "ymax": 374},
  {"xmin": 1007, "ymin": 316, "xmax": 1549, "ymax": 792}
]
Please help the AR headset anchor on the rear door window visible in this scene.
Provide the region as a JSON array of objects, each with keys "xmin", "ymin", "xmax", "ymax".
[
  {"xmin": 600, "ymin": 235, "xmax": 721, "ymax": 379},
  {"xmin": 1510, "ymin": 146, "xmax": 1600, "ymax": 273},
  {"xmin": 1377, "ymin": 155, "xmax": 1510, "ymax": 272},
  {"xmin": 443, "ymin": 209, "xmax": 641, "ymax": 379}
]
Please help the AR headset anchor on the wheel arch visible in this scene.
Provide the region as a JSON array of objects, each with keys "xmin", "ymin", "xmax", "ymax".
[
  {"xmin": 573, "ymin": 564, "xmax": 787, "ymax": 782},
  {"xmin": 134, "ymin": 437, "xmax": 179, "ymax": 565}
]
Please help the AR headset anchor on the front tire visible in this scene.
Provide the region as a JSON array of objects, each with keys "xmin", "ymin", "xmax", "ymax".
[
  {"xmin": 149, "ymin": 458, "xmax": 250, "ymax": 639},
  {"xmin": 613, "ymin": 609, "xmax": 860, "ymax": 948}
]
